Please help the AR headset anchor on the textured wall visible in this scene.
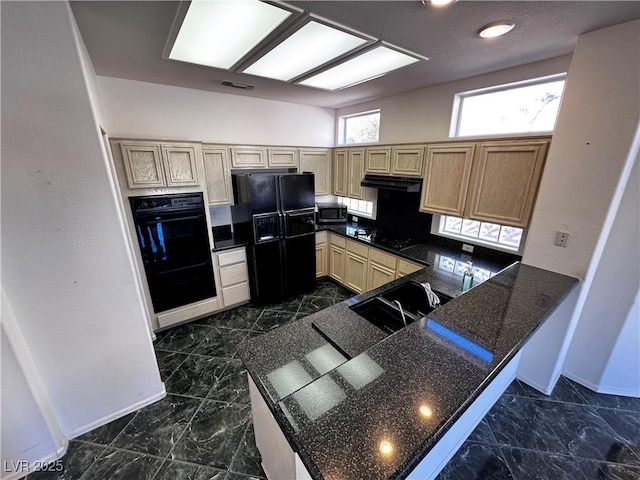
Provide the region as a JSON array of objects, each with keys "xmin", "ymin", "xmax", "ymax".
[
  {"xmin": 1, "ymin": 0, "xmax": 164, "ymax": 451},
  {"xmin": 335, "ymin": 55, "xmax": 572, "ymax": 144},
  {"xmin": 97, "ymin": 76, "xmax": 335, "ymax": 146}
]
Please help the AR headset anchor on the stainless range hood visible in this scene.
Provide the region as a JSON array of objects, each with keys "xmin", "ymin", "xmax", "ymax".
[{"xmin": 360, "ymin": 174, "xmax": 421, "ymax": 192}]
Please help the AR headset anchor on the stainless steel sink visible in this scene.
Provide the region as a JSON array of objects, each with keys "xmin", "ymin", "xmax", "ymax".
[{"xmin": 350, "ymin": 281, "xmax": 452, "ymax": 335}]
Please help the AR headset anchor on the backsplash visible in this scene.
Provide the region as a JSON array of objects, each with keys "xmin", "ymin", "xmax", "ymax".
[{"xmin": 374, "ymin": 190, "xmax": 432, "ymax": 241}]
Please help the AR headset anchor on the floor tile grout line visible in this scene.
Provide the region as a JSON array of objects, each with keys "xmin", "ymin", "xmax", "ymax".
[
  {"xmin": 485, "ymin": 440, "xmax": 640, "ymax": 467},
  {"xmin": 164, "ymin": 396, "xmax": 209, "ymax": 465},
  {"xmin": 226, "ymin": 422, "xmax": 252, "ymax": 478}
]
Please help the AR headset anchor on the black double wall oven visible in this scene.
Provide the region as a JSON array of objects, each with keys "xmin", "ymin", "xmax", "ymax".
[{"xmin": 130, "ymin": 193, "xmax": 216, "ymax": 313}]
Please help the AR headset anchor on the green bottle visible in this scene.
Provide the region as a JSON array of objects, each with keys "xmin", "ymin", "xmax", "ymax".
[{"xmin": 462, "ymin": 261, "xmax": 474, "ymax": 292}]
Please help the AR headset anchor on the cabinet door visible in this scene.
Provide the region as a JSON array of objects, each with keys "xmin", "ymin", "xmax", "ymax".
[
  {"xmin": 120, "ymin": 142, "xmax": 165, "ymax": 188},
  {"xmin": 231, "ymin": 146, "xmax": 267, "ymax": 168},
  {"xmin": 365, "ymin": 147, "xmax": 391, "ymax": 174},
  {"xmin": 202, "ymin": 146, "xmax": 233, "ymax": 206},
  {"xmin": 333, "ymin": 149, "xmax": 348, "ymax": 196},
  {"xmin": 396, "ymin": 258, "xmax": 423, "ymax": 278},
  {"xmin": 420, "ymin": 144, "xmax": 475, "ymax": 217},
  {"xmin": 467, "ymin": 140, "xmax": 548, "ymax": 228},
  {"xmin": 329, "ymin": 244, "xmax": 346, "ymax": 284},
  {"xmin": 345, "ymin": 251, "xmax": 368, "ymax": 293},
  {"xmin": 315, "ymin": 242, "xmax": 328, "ymax": 278},
  {"xmin": 367, "ymin": 248, "xmax": 397, "ymax": 290},
  {"xmin": 162, "ymin": 144, "xmax": 199, "ymax": 186},
  {"xmin": 348, "ymin": 149, "xmax": 365, "ymax": 199},
  {"xmin": 391, "ymin": 145, "xmax": 424, "ymax": 177},
  {"xmin": 268, "ymin": 148, "xmax": 298, "ymax": 168},
  {"xmin": 315, "ymin": 232, "xmax": 328, "ymax": 278},
  {"xmin": 300, "ymin": 149, "xmax": 331, "ymax": 195},
  {"xmin": 367, "ymin": 262, "xmax": 396, "ymax": 290}
]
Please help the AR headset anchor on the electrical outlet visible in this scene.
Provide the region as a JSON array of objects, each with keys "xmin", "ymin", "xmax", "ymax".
[
  {"xmin": 462, "ymin": 243, "xmax": 474, "ymax": 253},
  {"xmin": 555, "ymin": 231, "xmax": 570, "ymax": 247},
  {"xmin": 352, "ymin": 216, "xmax": 359, "ymax": 223}
]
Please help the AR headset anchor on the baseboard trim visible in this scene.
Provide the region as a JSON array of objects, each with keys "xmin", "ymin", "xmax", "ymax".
[
  {"xmin": 2, "ymin": 442, "xmax": 68, "ymax": 480},
  {"xmin": 516, "ymin": 371, "xmax": 557, "ymax": 395},
  {"xmin": 65, "ymin": 384, "xmax": 166, "ymax": 440},
  {"xmin": 562, "ymin": 372, "xmax": 640, "ymax": 397}
]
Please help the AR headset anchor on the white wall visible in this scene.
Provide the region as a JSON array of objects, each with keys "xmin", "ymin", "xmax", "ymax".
[
  {"xmin": 518, "ymin": 20, "xmax": 640, "ymax": 392},
  {"xmin": 97, "ymin": 76, "xmax": 335, "ymax": 146},
  {"xmin": 1, "ymin": 294, "xmax": 65, "ymax": 480},
  {"xmin": 1, "ymin": 2, "xmax": 164, "ymax": 471},
  {"xmin": 599, "ymin": 290, "xmax": 640, "ymax": 395},
  {"xmin": 563, "ymin": 153, "xmax": 639, "ymax": 394},
  {"xmin": 336, "ymin": 55, "xmax": 572, "ymax": 144}
]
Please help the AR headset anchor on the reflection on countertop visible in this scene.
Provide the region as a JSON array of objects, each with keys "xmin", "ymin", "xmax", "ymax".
[{"xmin": 237, "ymin": 262, "xmax": 579, "ymax": 480}]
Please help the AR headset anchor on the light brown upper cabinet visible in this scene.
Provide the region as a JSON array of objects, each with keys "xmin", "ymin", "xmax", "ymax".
[
  {"xmin": 466, "ymin": 140, "xmax": 548, "ymax": 228},
  {"xmin": 391, "ymin": 145, "xmax": 424, "ymax": 177},
  {"xmin": 230, "ymin": 146, "xmax": 267, "ymax": 168},
  {"xmin": 420, "ymin": 144, "xmax": 476, "ymax": 217},
  {"xmin": 268, "ymin": 148, "xmax": 298, "ymax": 168},
  {"xmin": 300, "ymin": 148, "xmax": 331, "ymax": 195},
  {"xmin": 202, "ymin": 145, "xmax": 233, "ymax": 206},
  {"xmin": 365, "ymin": 147, "xmax": 391, "ymax": 174},
  {"xmin": 120, "ymin": 141, "xmax": 199, "ymax": 189},
  {"xmin": 333, "ymin": 149, "xmax": 348, "ymax": 197},
  {"xmin": 348, "ymin": 149, "xmax": 365, "ymax": 199}
]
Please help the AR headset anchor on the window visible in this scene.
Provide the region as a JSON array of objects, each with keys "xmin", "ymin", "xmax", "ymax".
[
  {"xmin": 338, "ymin": 110, "xmax": 380, "ymax": 144},
  {"xmin": 452, "ymin": 75, "xmax": 565, "ymax": 137},
  {"xmin": 433, "ymin": 215, "xmax": 525, "ymax": 253},
  {"xmin": 338, "ymin": 197, "xmax": 375, "ymax": 218}
]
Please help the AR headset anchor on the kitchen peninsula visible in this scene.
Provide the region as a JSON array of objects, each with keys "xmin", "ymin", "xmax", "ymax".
[{"xmin": 237, "ymin": 262, "xmax": 578, "ymax": 480}]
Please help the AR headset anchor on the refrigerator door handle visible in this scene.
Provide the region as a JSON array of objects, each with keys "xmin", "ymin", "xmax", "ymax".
[{"xmin": 278, "ymin": 211, "xmax": 286, "ymax": 238}]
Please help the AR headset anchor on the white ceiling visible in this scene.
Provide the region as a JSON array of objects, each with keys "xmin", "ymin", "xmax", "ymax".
[{"xmin": 70, "ymin": 1, "xmax": 640, "ymax": 109}]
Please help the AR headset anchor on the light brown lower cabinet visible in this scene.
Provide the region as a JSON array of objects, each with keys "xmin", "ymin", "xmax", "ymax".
[
  {"xmin": 329, "ymin": 234, "xmax": 346, "ymax": 284},
  {"xmin": 367, "ymin": 248, "xmax": 397, "ymax": 290},
  {"xmin": 396, "ymin": 258, "xmax": 423, "ymax": 278},
  {"xmin": 317, "ymin": 233, "xmax": 425, "ymax": 293},
  {"xmin": 315, "ymin": 232, "xmax": 328, "ymax": 279},
  {"xmin": 215, "ymin": 247, "xmax": 250, "ymax": 308},
  {"xmin": 345, "ymin": 251, "xmax": 368, "ymax": 293}
]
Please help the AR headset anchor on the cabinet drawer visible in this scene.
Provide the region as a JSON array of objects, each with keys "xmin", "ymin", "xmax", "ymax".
[
  {"xmin": 316, "ymin": 231, "xmax": 328, "ymax": 245},
  {"xmin": 222, "ymin": 282, "xmax": 250, "ymax": 306},
  {"xmin": 346, "ymin": 239, "xmax": 368, "ymax": 258},
  {"xmin": 369, "ymin": 248, "xmax": 397, "ymax": 270},
  {"xmin": 218, "ymin": 248, "xmax": 247, "ymax": 267},
  {"xmin": 330, "ymin": 234, "xmax": 346, "ymax": 249},
  {"xmin": 220, "ymin": 263, "xmax": 248, "ymax": 287}
]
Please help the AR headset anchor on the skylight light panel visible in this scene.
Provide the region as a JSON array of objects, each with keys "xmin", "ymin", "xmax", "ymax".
[
  {"xmin": 169, "ymin": 0, "xmax": 292, "ymax": 70},
  {"xmin": 299, "ymin": 46, "xmax": 420, "ymax": 91},
  {"xmin": 243, "ymin": 21, "xmax": 368, "ymax": 81}
]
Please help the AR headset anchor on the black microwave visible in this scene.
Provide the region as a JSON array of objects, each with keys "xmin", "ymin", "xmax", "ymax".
[{"xmin": 316, "ymin": 203, "xmax": 348, "ymax": 224}]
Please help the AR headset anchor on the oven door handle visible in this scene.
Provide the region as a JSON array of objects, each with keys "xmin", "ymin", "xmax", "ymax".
[{"xmin": 138, "ymin": 214, "xmax": 204, "ymax": 224}]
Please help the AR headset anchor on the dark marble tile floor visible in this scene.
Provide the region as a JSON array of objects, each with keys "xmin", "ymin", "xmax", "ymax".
[{"xmin": 25, "ymin": 279, "xmax": 640, "ymax": 480}]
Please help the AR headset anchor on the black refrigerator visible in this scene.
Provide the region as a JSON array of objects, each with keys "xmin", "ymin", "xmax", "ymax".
[{"xmin": 231, "ymin": 172, "xmax": 316, "ymax": 305}]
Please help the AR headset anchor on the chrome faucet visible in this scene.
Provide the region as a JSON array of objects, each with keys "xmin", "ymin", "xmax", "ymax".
[{"xmin": 393, "ymin": 300, "xmax": 407, "ymax": 327}]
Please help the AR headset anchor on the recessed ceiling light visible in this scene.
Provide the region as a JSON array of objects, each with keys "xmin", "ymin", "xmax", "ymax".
[
  {"xmin": 299, "ymin": 46, "xmax": 420, "ymax": 91},
  {"xmin": 169, "ymin": 0, "xmax": 292, "ymax": 69},
  {"xmin": 478, "ymin": 22, "xmax": 515, "ymax": 39},
  {"xmin": 424, "ymin": 0, "xmax": 458, "ymax": 7},
  {"xmin": 243, "ymin": 21, "xmax": 369, "ymax": 81}
]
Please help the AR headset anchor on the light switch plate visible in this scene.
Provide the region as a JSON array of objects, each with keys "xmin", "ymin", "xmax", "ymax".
[{"xmin": 462, "ymin": 243, "xmax": 474, "ymax": 253}]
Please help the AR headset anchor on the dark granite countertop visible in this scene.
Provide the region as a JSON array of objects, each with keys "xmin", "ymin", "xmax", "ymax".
[
  {"xmin": 317, "ymin": 222, "xmax": 512, "ymax": 299},
  {"xmin": 237, "ymin": 262, "xmax": 579, "ymax": 480},
  {"xmin": 211, "ymin": 236, "xmax": 248, "ymax": 252}
]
